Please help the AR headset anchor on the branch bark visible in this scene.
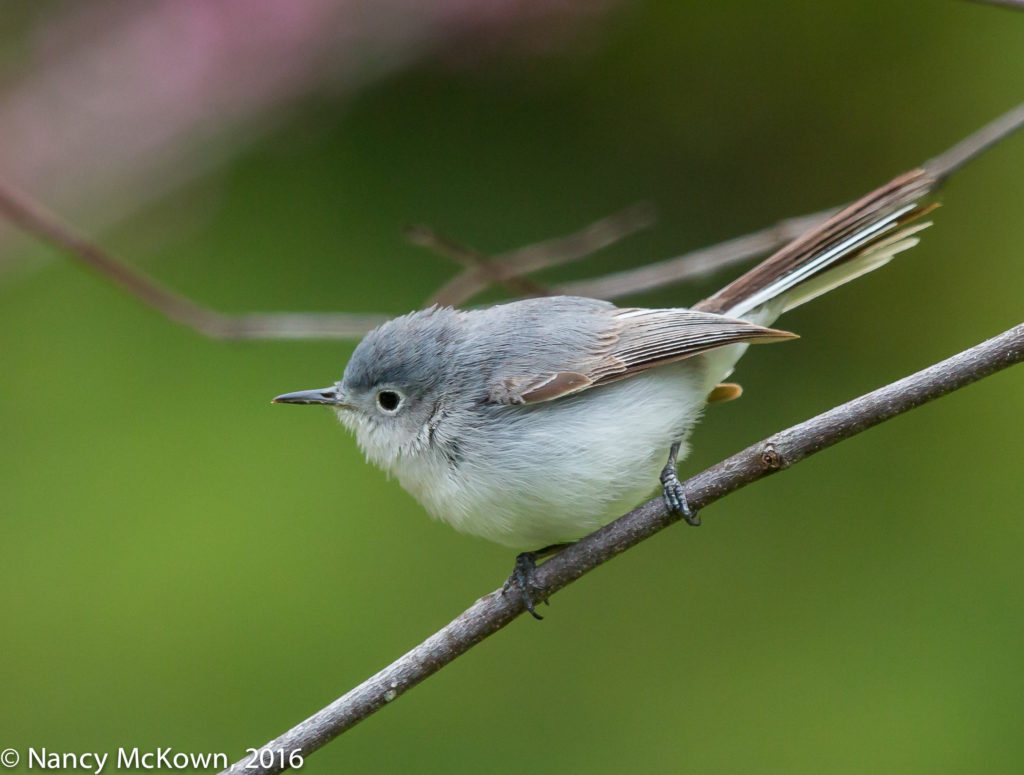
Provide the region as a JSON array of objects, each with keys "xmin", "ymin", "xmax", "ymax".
[
  {"xmin": 402, "ymin": 223, "xmax": 552, "ymax": 300},
  {"xmin": 2, "ymin": 102, "xmax": 1023, "ymax": 334},
  {"xmin": 222, "ymin": 321, "xmax": 1024, "ymax": 775},
  {"xmin": 562, "ymin": 97, "xmax": 1024, "ymax": 301},
  {"xmin": 0, "ymin": 179, "xmax": 389, "ymax": 340},
  {"xmin": 427, "ymin": 202, "xmax": 657, "ymax": 306},
  {"xmin": 556, "ymin": 209, "xmax": 833, "ymax": 300}
]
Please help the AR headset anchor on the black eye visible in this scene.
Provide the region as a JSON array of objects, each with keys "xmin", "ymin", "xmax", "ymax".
[{"xmin": 376, "ymin": 390, "xmax": 402, "ymax": 412}]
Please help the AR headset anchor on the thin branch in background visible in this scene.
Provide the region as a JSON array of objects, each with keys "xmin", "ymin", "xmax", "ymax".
[
  {"xmin": 556, "ymin": 209, "xmax": 834, "ymax": 300},
  {"xmin": 2, "ymin": 102, "xmax": 1024, "ymax": 338},
  {"xmin": 222, "ymin": 321, "xmax": 1024, "ymax": 775},
  {"xmin": 424, "ymin": 99, "xmax": 1024, "ymax": 306},
  {"xmin": 427, "ymin": 201, "xmax": 657, "ymax": 306},
  {"xmin": 401, "ymin": 223, "xmax": 486, "ymax": 267},
  {"xmin": 924, "ymin": 99, "xmax": 1024, "ymax": 182},
  {"xmin": 0, "ymin": 179, "xmax": 388, "ymax": 339},
  {"xmin": 402, "ymin": 223, "xmax": 551, "ymax": 299},
  {"xmin": 558, "ymin": 97, "xmax": 1024, "ymax": 302}
]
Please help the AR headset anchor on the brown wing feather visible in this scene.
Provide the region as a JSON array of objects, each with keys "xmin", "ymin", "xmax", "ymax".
[
  {"xmin": 493, "ymin": 371, "xmax": 595, "ymax": 405},
  {"xmin": 493, "ymin": 307, "xmax": 795, "ymax": 405}
]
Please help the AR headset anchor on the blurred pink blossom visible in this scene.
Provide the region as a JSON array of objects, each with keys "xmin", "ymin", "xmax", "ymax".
[{"xmin": 0, "ymin": 0, "xmax": 616, "ymax": 255}]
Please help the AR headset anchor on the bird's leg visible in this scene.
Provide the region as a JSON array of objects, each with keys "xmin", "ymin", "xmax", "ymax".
[
  {"xmin": 660, "ymin": 441, "xmax": 700, "ymax": 526},
  {"xmin": 503, "ymin": 542, "xmax": 570, "ymax": 620}
]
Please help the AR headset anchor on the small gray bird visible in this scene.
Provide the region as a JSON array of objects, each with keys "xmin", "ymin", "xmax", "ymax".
[{"xmin": 275, "ymin": 170, "xmax": 935, "ymax": 617}]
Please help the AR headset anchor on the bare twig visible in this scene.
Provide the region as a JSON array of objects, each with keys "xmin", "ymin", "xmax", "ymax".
[
  {"xmin": 402, "ymin": 224, "xmax": 550, "ymax": 299},
  {"xmin": 401, "ymin": 223, "xmax": 484, "ymax": 268},
  {"xmin": 560, "ymin": 97, "xmax": 1024, "ymax": 302},
  {"xmin": 3, "ymin": 102, "xmax": 1023, "ymax": 336},
  {"xmin": 420, "ymin": 99, "xmax": 1024, "ymax": 306},
  {"xmin": 223, "ymin": 321, "xmax": 1024, "ymax": 775},
  {"xmin": 924, "ymin": 100, "xmax": 1024, "ymax": 183},
  {"xmin": 428, "ymin": 202, "xmax": 657, "ymax": 306},
  {"xmin": 556, "ymin": 209, "xmax": 834, "ymax": 300},
  {"xmin": 433, "ymin": 94, "xmax": 1024, "ymax": 306},
  {"xmin": 0, "ymin": 180, "xmax": 387, "ymax": 339}
]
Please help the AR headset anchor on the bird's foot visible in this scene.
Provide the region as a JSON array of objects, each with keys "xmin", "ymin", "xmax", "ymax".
[
  {"xmin": 660, "ymin": 465, "xmax": 700, "ymax": 526},
  {"xmin": 503, "ymin": 551, "xmax": 551, "ymax": 620}
]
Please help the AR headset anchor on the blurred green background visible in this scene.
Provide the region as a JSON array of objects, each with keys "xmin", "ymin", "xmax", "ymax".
[{"xmin": 2, "ymin": 1, "xmax": 1024, "ymax": 773}]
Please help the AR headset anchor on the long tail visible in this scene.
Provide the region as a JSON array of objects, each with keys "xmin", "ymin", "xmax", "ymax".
[{"xmin": 694, "ymin": 169, "xmax": 938, "ymax": 326}]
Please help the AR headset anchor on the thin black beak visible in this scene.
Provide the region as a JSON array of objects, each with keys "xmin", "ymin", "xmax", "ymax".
[{"xmin": 272, "ymin": 386, "xmax": 348, "ymax": 407}]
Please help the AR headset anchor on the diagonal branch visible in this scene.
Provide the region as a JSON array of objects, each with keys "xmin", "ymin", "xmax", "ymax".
[
  {"xmin": 556, "ymin": 209, "xmax": 834, "ymax": 300},
  {"xmin": 427, "ymin": 202, "xmax": 657, "ymax": 306},
  {"xmin": 402, "ymin": 223, "xmax": 551, "ymax": 300},
  {"xmin": 2, "ymin": 101, "xmax": 1023, "ymax": 335},
  {"xmin": 0, "ymin": 179, "xmax": 388, "ymax": 339},
  {"xmin": 222, "ymin": 321, "xmax": 1024, "ymax": 775},
  {"xmin": 561, "ymin": 97, "xmax": 1024, "ymax": 301},
  {"xmin": 924, "ymin": 99, "xmax": 1024, "ymax": 183}
]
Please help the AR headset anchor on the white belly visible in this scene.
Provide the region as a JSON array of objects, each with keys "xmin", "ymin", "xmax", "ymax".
[{"xmin": 392, "ymin": 358, "xmax": 717, "ymax": 549}]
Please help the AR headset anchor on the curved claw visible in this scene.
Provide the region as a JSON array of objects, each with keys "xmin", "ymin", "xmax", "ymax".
[
  {"xmin": 505, "ymin": 552, "xmax": 547, "ymax": 620},
  {"xmin": 660, "ymin": 468, "xmax": 700, "ymax": 526}
]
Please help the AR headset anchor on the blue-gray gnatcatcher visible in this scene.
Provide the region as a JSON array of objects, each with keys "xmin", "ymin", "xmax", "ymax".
[{"xmin": 274, "ymin": 170, "xmax": 935, "ymax": 616}]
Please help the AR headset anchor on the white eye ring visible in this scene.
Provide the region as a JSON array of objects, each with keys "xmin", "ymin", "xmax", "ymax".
[{"xmin": 376, "ymin": 389, "xmax": 403, "ymax": 414}]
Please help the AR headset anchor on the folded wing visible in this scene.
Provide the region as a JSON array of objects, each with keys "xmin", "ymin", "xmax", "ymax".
[{"xmin": 488, "ymin": 306, "xmax": 795, "ymax": 405}]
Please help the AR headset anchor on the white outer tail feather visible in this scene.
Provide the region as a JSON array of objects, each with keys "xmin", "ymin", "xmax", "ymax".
[{"xmin": 732, "ymin": 219, "xmax": 932, "ymax": 327}]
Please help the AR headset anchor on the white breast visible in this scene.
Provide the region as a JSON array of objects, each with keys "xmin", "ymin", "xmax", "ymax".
[{"xmin": 390, "ymin": 358, "xmax": 716, "ymax": 549}]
